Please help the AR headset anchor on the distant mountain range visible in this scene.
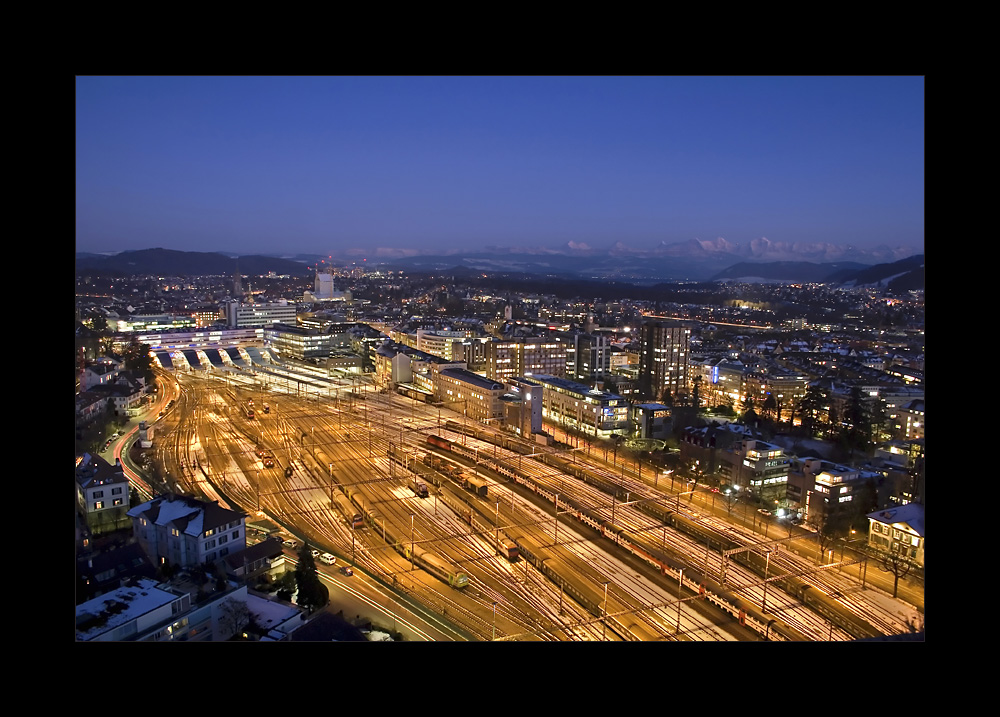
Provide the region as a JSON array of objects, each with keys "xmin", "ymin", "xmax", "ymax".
[
  {"xmin": 74, "ymin": 248, "xmax": 314, "ymax": 278},
  {"xmin": 339, "ymin": 237, "xmax": 920, "ymax": 283},
  {"xmin": 75, "ymin": 239, "xmax": 923, "ymax": 287},
  {"xmin": 711, "ymin": 253, "xmax": 925, "ymax": 291}
]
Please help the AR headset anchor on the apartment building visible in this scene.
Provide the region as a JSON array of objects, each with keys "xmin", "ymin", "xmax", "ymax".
[
  {"xmin": 128, "ymin": 494, "xmax": 247, "ymax": 569},
  {"xmin": 76, "ymin": 453, "xmax": 131, "ymax": 535}
]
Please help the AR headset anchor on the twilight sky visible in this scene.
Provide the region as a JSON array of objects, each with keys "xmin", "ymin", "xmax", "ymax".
[{"xmin": 76, "ymin": 76, "xmax": 924, "ymax": 257}]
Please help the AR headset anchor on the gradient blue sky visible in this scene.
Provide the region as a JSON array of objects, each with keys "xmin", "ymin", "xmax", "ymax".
[{"xmin": 76, "ymin": 76, "xmax": 924, "ymax": 257}]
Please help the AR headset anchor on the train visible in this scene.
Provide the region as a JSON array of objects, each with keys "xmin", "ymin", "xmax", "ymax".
[
  {"xmin": 462, "ymin": 475, "xmax": 489, "ymax": 498},
  {"xmin": 409, "ymin": 478, "xmax": 429, "ymax": 498},
  {"xmin": 403, "ymin": 543, "xmax": 470, "ymax": 588},
  {"xmin": 439, "ymin": 417, "xmax": 882, "ymax": 641},
  {"xmin": 427, "ymin": 434, "xmax": 453, "ymax": 451},
  {"xmin": 494, "ymin": 536, "xmax": 518, "ymax": 562},
  {"xmin": 437, "ymin": 486, "xmax": 516, "ymax": 562},
  {"xmin": 328, "ymin": 490, "xmax": 366, "ymax": 530}
]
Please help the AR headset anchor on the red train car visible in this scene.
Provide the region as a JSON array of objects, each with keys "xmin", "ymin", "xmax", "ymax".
[{"xmin": 427, "ymin": 434, "xmax": 452, "ymax": 451}]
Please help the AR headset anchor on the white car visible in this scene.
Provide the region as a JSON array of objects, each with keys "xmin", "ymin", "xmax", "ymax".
[
  {"xmin": 282, "ymin": 539, "xmax": 298, "ymax": 549},
  {"xmin": 319, "ymin": 553, "xmax": 337, "ymax": 565}
]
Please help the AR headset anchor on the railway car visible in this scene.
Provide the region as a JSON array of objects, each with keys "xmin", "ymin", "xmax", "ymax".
[
  {"xmin": 794, "ymin": 584, "xmax": 881, "ymax": 640},
  {"xmin": 463, "ymin": 475, "xmax": 489, "ymax": 498},
  {"xmin": 332, "ymin": 493, "xmax": 356, "ymax": 524},
  {"xmin": 427, "ymin": 434, "xmax": 453, "ymax": 451},
  {"xmin": 409, "ymin": 478, "xmax": 429, "ymax": 498},
  {"xmin": 508, "ymin": 532, "xmax": 550, "ymax": 567},
  {"xmin": 438, "ymin": 487, "xmax": 474, "ymax": 526},
  {"xmin": 491, "ymin": 534, "xmax": 518, "ymax": 561},
  {"xmin": 543, "ymin": 557, "xmax": 606, "ymax": 617},
  {"xmin": 405, "ymin": 545, "xmax": 470, "ymax": 588}
]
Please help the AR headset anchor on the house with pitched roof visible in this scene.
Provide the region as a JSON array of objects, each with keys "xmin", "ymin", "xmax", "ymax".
[
  {"xmin": 127, "ymin": 494, "xmax": 247, "ymax": 569},
  {"xmin": 867, "ymin": 503, "xmax": 924, "ymax": 567},
  {"xmin": 76, "ymin": 453, "xmax": 131, "ymax": 534}
]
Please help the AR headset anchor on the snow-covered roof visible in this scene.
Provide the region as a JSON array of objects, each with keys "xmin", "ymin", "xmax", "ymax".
[
  {"xmin": 76, "ymin": 579, "xmax": 176, "ymax": 641},
  {"xmin": 127, "ymin": 494, "xmax": 245, "ymax": 537},
  {"xmin": 867, "ymin": 503, "xmax": 925, "ymax": 537}
]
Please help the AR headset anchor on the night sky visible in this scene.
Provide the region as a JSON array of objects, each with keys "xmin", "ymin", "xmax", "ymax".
[{"xmin": 76, "ymin": 76, "xmax": 924, "ymax": 257}]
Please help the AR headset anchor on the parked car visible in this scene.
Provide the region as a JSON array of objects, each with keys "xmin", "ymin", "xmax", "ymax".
[{"xmin": 319, "ymin": 553, "xmax": 336, "ymax": 565}]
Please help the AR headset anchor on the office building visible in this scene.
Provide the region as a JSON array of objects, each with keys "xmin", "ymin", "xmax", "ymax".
[{"xmin": 638, "ymin": 320, "xmax": 691, "ymax": 402}]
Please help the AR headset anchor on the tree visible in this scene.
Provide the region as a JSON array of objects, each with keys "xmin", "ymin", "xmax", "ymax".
[
  {"xmin": 762, "ymin": 393, "xmax": 778, "ymax": 422},
  {"xmin": 121, "ymin": 335, "xmax": 155, "ymax": 384},
  {"xmin": 722, "ymin": 488, "xmax": 739, "ymax": 516},
  {"xmin": 798, "ymin": 385, "xmax": 825, "ymax": 435},
  {"xmin": 840, "ymin": 385, "xmax": 876, "ymax": 458},
  {"xmin": 294, "ymin": 543, "xmax": 328, "ymax": 611},
  {"xmin": 871, "ymin": 544, "xmax": 918, "ymax": 599},
  {"xmin": 815, "ymin": 510, "xmax": 851, "ymax": 564},
  {"xmin": 217, "ymin": 597, "xmax": 252, "ymax": 640},
  {"xmin": 275, "ymin": 570, "xmax": 297, "ymax": 602}
]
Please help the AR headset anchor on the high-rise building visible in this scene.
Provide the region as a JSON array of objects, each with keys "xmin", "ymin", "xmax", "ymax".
[
  {"xmin": 564, "ymin": 331, "xmax": 611, "ymax": 382},
  {"xmin": 486, "ymin": 337, "xmax": 568, "ymax": 383},
  {"xmin": 638, "ymin": 320, "xmax": 691, "ymax": 402}
]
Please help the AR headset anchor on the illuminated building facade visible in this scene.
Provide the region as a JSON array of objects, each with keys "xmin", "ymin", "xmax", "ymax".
[
  {"xmin": 225, "ymin": 301, "xmax": 297, "ymax": 328},
  {"xmin": 487, "ymin": 337, "xmax": 568, "ymax": 383},
  {"xmin": 519, "ymin": 374, "xmax": 629, "ymax": 437},
  {"xmin": 638, "ymin": 320, "xmax": 690, "ymax": 401}
]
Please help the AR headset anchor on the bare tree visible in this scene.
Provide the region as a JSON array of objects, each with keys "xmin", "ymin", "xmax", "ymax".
[
  {"xmin": 871, "ymin": 545, "xmax": 918, "ymax": 599},
  {"xmin": 217, "ymin": 597, "xmax": 252, "ymax": 641}
]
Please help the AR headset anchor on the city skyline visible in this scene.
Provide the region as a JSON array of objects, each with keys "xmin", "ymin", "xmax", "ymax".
[{"xmin": 76, "ymin": 75, "xmax": 924, "ymax": 258}]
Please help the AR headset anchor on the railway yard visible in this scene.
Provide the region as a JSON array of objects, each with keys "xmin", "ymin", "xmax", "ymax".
[{"xmin": 147, "ymin": 364, "xmax": 922, "ymax": 641}]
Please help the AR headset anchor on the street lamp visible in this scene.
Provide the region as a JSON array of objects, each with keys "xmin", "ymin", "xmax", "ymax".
[
  {"xmin": 601, "ymin": 582, "xmax": 610, "ymax": 641},
  {"xmin": 762, "ymin": 551, "xmax": 771, "ymax": 613},
  {"xmin": 676, "ymin": 568, "xmax": 685, "ymax": 634},
  {"xmin": 492, "ymin": 601, "xmax": 497, "ymax": 641}
]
